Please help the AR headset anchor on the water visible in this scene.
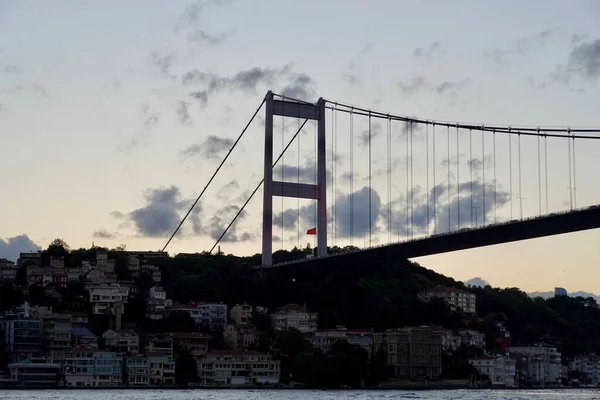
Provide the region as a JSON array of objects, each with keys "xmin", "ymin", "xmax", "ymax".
[{"xmin": 2, "ymin": 389, "xmax": 600, "ymax": 400}]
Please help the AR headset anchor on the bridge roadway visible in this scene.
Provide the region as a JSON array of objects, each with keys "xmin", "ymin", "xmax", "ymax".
[{"xmin": 259, "ymin": 205, "xmax": 600, "ymax": 271}]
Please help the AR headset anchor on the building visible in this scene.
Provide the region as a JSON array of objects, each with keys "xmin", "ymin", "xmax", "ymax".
[
  {"xmin": 0, "ymin": 258, "xmax": 18, "ymax": 281},
  {"xmin": 71, "ymin": 327, "xmax": 98, "ymax": 349},
  {"xmin": 373, "ymin": 327, "xmax": 443, "ymax": 381},
  {"xmin": 144, "ymin": 335, "xmax": 174, "ymax": 359},
  {"xmin": 223, "ymin": 324, "xmax": 259, "ymax": 350},
  {"xmin": 555, "ymin": 287, "xmax": 568, "ymax": 296},
  {"xmin": 141, "ymin": 264, "xmax": 162, "ymax": 284},
  {"xmin": 49, "ymin": 256, "xmax": 64, "ymax": 269},
  {"xmin": 570, "ymin": 354, "xmax": 600, "ymax": 385},
  {"xmin": 271, "ymin": 304, "xmax": 318, "ymax": 334},
  {"xmin": 70, "ymin": 312, "xmax": 89, "ymax": 326},
  {"xmin": 508, "ymin": 346, "xmax": 562, "ymax": 386},
  {"xmin": 146, "ymin": 286, "xmax": 170, "ymax": 320},
  {"xmin": 18, "ymin": 252, "xmax": 41, "ymax": 268},
  {"xmin": 0, "ymin": 312, "xmax": 41, "ymax": 363},
  {"xmin": 59, "ymin": 348, "xmax": 123, "ymax": 387},
  {"xmin": 307, "ymin": 327, "xmax": 374, "ymax": 357},
  {"xmin": 417, "ymin": 287, "xmax": 477, "ymax": 313},
  {"xmin": 459, "ymin": 329, "xmax": 486, "ymax": 348},
  {"xmin": 26, "ymin": 266, "xmax": 43, "ymax": 286},
  {"xmin": 126, "ymin": 355, "xmax": 150, "ymax": 386},
  {"xmin": 102, "ymin": 330, "xmax": 139, "ymax": 355},
  {"xmin": 89, "ymin": 284, "xmax": 129, "ymax": 314},
  {"xmin": 173, "ymin": 302, "xmax": 227, "ymax": 331},
  {"xmin": 196, "ymin": 350, "xmax": 280, "ymax": 386},
  {"xmin": 42, "ymin": 313, "xmax": 72, "ymax": 360},
  {"xmin": 431, "ymin": 328, "xmax": 462, "ymax": 351},
  {"xmin": 7, "ymin": 358, "xmax": 62, "ymax": 386},
  {"xmin": 230, "ymin": 304, "xmax": 252, "ymax": 324},
  {"xmin": 469, "ymin": 355, "xmax": 517, "ymax": 387},
  {"xmin": 146, "ymin": 353, "xmax": 175, "ymax": 386},
  {"xmin": 170, "ymin": 332, "xmax": 211, "ymax": 359}
]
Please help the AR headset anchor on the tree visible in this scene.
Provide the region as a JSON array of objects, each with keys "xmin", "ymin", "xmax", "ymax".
[
  {"xmin": 175, "ymin": 350, "xmax": 198, "ymax": 384},
  {"xmin": 166, "ymin": 311, "xmax": 199, "ymax": 333}
]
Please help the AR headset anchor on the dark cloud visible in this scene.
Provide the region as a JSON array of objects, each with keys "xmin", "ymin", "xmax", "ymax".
[
  {"xmin": 273, "ymin": 164, "xmax": 315, "ymax": 182},
  {"xmin": 465, "ymin": 277, "xmax": 490, "ymax": 288},
  {"xmin": 334, "ymin": 187, "xmax": 382, "ymax": 238},
  {"xmin": 217, "ymin": 180, "xmax": 240, "ymax": 198},
  {"xmin": 398, "ymin": 76, "xmax": 427, "ymax": 95},
  {"xmin": 435, "ymin": 79, "xmax": 470, "ymax": 94},
  {"xmin": 176, "ymin": 100, "xmax": 192, "ymax": 125},
  {"xmin": 93, "ymin": 229, "xmax": 116, "ymax": 239},
  {"xmin": 205, "ymin": 204, "xmax": 253, "ymax": 242},
  {"xmin": 564, "ymin": 38, "xmax": 600, "ymax": 80},
  {"xmin": 358, "ymin": 121, "xmax": 382, "ymax": 146},
  {"xmin": 485, "ymin": 30, "xmax": 556, "ymax": 65},
  {"xmin": 413, "ymin": 41, "xmax": 443, "ymax": 60},
  {"xmin": 176, "ymin": 0, "xmax": 236, "ymax": 46},
  {"xmin": 180, "ymin": 135, "xmax": 234, "ymax": 160},
  {"xmin": 149, "ymin": 53, "xmax": 175, "ymax": 79},
  {"xmin": 274, "ymin": 208, "xmax": 302, "ymax": 230},
  {"xmin": 0, "ymin": 234, "xmax": 42, "ymax": 262},
  {"xmin": 3, "ymin": 65, "xmax": 22, "ymax": 74},
  {"xmin": 127, "ymin": 186, "xmax": 188, "ymax": 237},
  {"xmin": 181, "ymin": 65, "xmax": 316, "ymax": 105},
  {"xmin": 188, "ymin": 30, "xmax": 231, "ymax": 45},
  {"xmin": 281, "ymin": 73, "xmax": 316, "ymax": 101}
]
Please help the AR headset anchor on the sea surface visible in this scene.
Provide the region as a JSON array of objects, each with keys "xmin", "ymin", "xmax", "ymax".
[{"xmin": 2, "ymin": 389, "xmax": 600, "ymax": 400}]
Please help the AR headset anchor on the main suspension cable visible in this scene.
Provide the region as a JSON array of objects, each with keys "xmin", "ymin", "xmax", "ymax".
[
  {"xmin": 162, "ymin": 95, "xmax": 266, "ymax": 252},
  {"xmin": 210, "ymin": 119, "xmax": 309, "ymax": 253}
]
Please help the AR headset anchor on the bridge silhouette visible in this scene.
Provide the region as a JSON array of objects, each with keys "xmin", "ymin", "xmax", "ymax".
[{"xmin": 162, "ymin": 91, "xmax": 600, "ymax": 269}]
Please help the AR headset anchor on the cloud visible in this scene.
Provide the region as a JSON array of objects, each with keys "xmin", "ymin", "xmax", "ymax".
[
  {"xmin": 273, "ymin": 164, "xmax": 315, "ymax": 183},
  {"xmin": 0, "ymin": 234, "xmax": 42, "ymax": 262},
  {"xmin": 32, "ymin": 84, "xmax": 49, "ymax": 97},
  {"xmin": 414, "ymin": 41, "xmax": 443, "ymax": 61},
  {"xmin": 528, "ymin": 290, "xmax": 600, "ymax": 303},
  {"xmin": 358, "ymin": 121, "xmax": 382, "ymax": 146},
  {"xmin": 485, "ymin": 30, "xmax": 556, "ymax": 65},
  {"xmin": 398, "ymin": 76, "xmax": 427, "ymax": 95},
  {"xmin": 281, "ymin": 73, "xmax": 316, "ymax": 101},
  {"xmin": 334, "ymin": 186, "xmax": 382, "ymax": 238},
  {"xmin": 181, "ymin": 65, "xmax": 316, "ymax": 105},
  {"xmin": 205, "ymin": 204, "xmax": 254, "ymax": 243},
  {"xmin": 3, "ymin": 65, "xmax": 22, "ymax": 74},
  {"xmin": 175, "ymin": 0, "xmax": 236, "ymax": 46},
  {"xmin": 217, "ymin": 180, "xmax": 240, "ymax": 199},
  {"xmin": 140, "ymin": 103, "xmax": 160, "ymax": 130},
  {"xmin": 188, "ymin": 30, "xmax": 231, "ymax": 45},
  {"xmin": 564, "ymin": 38, "xmax": 600, "ymax": 80},
  {"xmin": 176, "ymin": 100, "xmax": 192, "ymax": 125},
  {"xmin": 93, "ymin": 229, "xmax": 116, "ymax": 239},
  {"xmin": 435, "ymin": 79, "xmax": 470, "ymax": 94},
  {"xmin": 180, "ymin": 135, "xmax": 234, "ymax": 160},
  {"xmin": 465, "ymin": 277, "xmax": 490, "ymax": 287}
]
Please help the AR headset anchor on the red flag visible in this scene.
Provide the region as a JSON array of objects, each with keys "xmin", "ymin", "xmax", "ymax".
[{"xmin": 306, "ymin": 227, "xmax": 316, "ymax": 235}]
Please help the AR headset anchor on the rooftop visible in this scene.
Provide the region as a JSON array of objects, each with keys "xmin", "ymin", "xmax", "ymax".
[{"xmin": 419, "ymin": 286, "xmax": 473, "ymax": 295}]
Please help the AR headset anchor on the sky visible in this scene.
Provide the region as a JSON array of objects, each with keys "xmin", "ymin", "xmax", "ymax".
[{"xmin": 1, "ymin": 0, "xmax": 600, "ymax": 293}]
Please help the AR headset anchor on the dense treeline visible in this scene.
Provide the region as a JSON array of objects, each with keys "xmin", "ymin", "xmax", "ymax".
[{"xmin": 2, "ymin": 240, "xmax": 600, "ymax": 385}]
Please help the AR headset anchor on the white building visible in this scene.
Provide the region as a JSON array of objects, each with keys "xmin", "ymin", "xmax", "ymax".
[
  {"xmin": 172, "ymin": 302, "xmax": 227, "ymax": 331},
  {"xmin": 146, "ymin": 286, "xmax": 171, "ymax": 320},
  {"xmin": 230, "ymin": 304, "xmax": 252, "ymax": 324},
  {"xmin": 508, "ymin": 346, "xmax": 562, "ymax": 386},
  {"xmin": 197, "ymin": 350, "xmax": 280, "ymax": 386},
  {"xmin": 271, "ymin": 304, "xmax": 318, "ymax": 334},
  {"xmin": 7, "ymin": 358, "xmax": 62, "ymax": 386},
  {"xmin": 59, "ymin": 348, "xmax": 123, "ymax": 387},
  {"xmin": 569, "ymin": 354, "xmax": 600, "ymax": 385},
  {"xmin": 102, "ymin": 330, "xmax": 139, "ymax": 354},
  {"xmin": 0, "ymin": 258, "xmax": 18, "ymax": 281},
  {"xmin": 127, "ymin": 355, "xmax": 150, "ymax": 386},
  {"xmin": 417, "ymin": 287, "xmax": 477, "ymax": 313},
  {"xmin": 459, "ymin": 329, "xmax": 486, "ymax": 348},
  {"xmin": 469, "ymin": 355, "xmax": 517, "ymax": 387},
  {"xmin": 431, "ymin": 328, "xmax": 462, "ymax": 351},
  {"xmin": 307, "ymin": 327, "xmax": 374, "ymax": 357},
  {"xmin": 89, "ymin": 284, "xmax": 129, "ymax": 314}
]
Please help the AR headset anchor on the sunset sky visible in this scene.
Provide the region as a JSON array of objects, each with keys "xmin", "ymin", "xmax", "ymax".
[{"xmin": 1, "ymin": 0, "xmax": 600, "ymax": 293}]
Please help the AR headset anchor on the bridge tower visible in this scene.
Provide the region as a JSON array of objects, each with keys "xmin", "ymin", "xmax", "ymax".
[{"xmin": 262, "ymin": 91, "xmax": 327, "ymax": 266}]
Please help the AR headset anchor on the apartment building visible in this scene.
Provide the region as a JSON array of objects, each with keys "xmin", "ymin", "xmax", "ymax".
[
  {"xmin": 307, "ymin": 327, "xmax": 375, "ymax": 357},
  {"xmin": 89, "ymin": 284, "xmax": 129, "ymax": 314},
  {"xmin": 17, "ymin": 252, "xmax": 41, "ymax": 268},
  {"xmin": 41, "ymin": 313, "xmax": 72, "ymax": 360},
  {"xmin": 0, "ymin": 313, "xmax": 41, "ymax": 363},
  {"xmin": 459, "ymin": 329, "xmax": 486, "ymax": 348},
  {"xmin": 508, "ymin": 345, "xmax": 562, "ymax": 386},
  {"xmin": 230, "ymin": 304, "xmax": 252, "ymax": 324},
  {"xmin": 271, "ymin": 304, "xmax": 318, "ymax": 334},
  {"xmin": 141, "ymin": 264, "xmax": 162, "ymax": 284},
  {"xmin": 60, "ymin": 348, "xmax": 123, "ymax": 387},
  {"xmin": 431, "ymin": 328, "xmax": 462, "ymax": 351},
  {"xmin": 173, "ymin": 302, "xmax": 227, "ymax": 331},
  {"xmin": 223, "ymin": 324, "xmax": 259, "ymax": 350},
  {"xmin": 0, "ymin": 258, "xmax": 18, "ymax": 281},
  {"xmin": 170, "ymin": 332, "xmax": 211, "ymax": 359},
  {"xmin": 102, "ymin": 330, "xmax": 139, "ymax": 355},
  {"xmin": 469, "ymin": 355, "xmax": 517, "ymax": 387},
  {"xmin": 71, "ymin": 327, "xmax": 98, "ymax": 349},
  {"xmin": 196, "ymin": 350, "xmax": 280, "ymax": 386},
  {"xmin": 417, "ymin": 287, "xmax": 477, "ymax": 313},
  {"xmin": 144, "ymin": 335, "xmax": 174, "ymax": 359},
  {"xmin": 126, "ymin": 355, "xmax": 150, "ymax": 386},
  {"xmin": 570, "ymin": 354, "xmax": 600, "ymax": 385},
  {"xmin": 147, "ymin": 353, "xmax": 175, "ymax": 386},
  {"xmin": 7, "ymin": 358, "xmax": 62, "ymax": 386},
  {"xmin": 146, "ymin": 286, "xmax": 170, "ymax": 320},
  {"xmin": 373, "ymin": 327, "xmax": 443, "ymax": 381}
]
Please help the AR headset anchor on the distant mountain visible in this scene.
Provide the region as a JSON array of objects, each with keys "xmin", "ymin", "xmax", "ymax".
[
  {"xmin": 528, "ymin": 290, "xmax": 600, "ymax": 303},
  {"xmin": 464, "ymin": 277, "xmax": 490, "ymax": 287}
]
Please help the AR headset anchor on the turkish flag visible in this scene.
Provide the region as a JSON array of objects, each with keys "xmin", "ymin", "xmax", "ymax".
[{"xmin": 306, "ymin": 227, "xmax": 316, "ymax": 235}]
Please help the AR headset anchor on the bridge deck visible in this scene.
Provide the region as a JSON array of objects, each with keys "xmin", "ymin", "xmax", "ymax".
[{"xmin": 259, "ymin": 206, "xmax": 600, "ymax": 270}]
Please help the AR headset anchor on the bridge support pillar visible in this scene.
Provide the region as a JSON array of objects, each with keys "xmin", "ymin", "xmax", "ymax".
[{"xmin": 261, "ymin": 92, "xmax": 327, "ymax": 267}]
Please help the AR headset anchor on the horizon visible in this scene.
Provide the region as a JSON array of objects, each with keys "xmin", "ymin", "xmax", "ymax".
[{"xmin": 1, "ymin": 1, "xmax": 600, "ymax": 293}]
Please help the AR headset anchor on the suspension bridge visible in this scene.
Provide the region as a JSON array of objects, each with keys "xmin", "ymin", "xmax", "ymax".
[{"xmin": 162, "ymin": 91, "xmax": 600, "ymax": 270}]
